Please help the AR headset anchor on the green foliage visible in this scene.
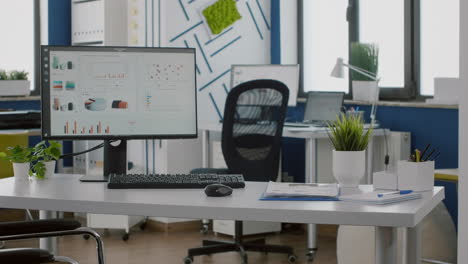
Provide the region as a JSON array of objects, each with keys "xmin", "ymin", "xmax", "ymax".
[
  {"xmin": 350, "ymin": 42, "xmax": 379, "ymax": 81},
  {"xmin": 9, "ymin": 70, "xmax": 29, "ymax": 80},
  {"xmin": 29, "ymin": 141, "xmax": 62, "ymax": 179},
  {"xmin": 328, "ymin": 113, "xmax": 373, "ymax": 151},
  {"xmin": 203, "ymin": 0, "xmax": 241, "ymax": 35},
  {"xmin": 0, "ymin": 70, "xmax": 8, "ymax": 80},
  {"xmin": 0, "ymin": 145, "xmax": 33, "ymax": 163},
  {"xmin": 0, "ymin": 70, "xmax": 29, "ymax": 80},
  {"xmin": 33, "ymin": 140, "xmax": 62, "ymax": 162}
]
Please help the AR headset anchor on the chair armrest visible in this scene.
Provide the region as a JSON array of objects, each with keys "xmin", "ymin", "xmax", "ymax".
[
  {"xmin": 0, "ymin": 248, "xmax": 54, "ymax": 263},
  {"xmin": 0, "ymin": 219, "xmax": 81, "ymax": 236},
  {"xmin": 0, "ymin": 227, "xmax": 105, "ymax": 264}
]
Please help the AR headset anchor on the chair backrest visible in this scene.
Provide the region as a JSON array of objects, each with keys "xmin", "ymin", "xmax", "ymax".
[{"xmin": 222, "ymin": 79, "xmax": 289, "ymax": 182}]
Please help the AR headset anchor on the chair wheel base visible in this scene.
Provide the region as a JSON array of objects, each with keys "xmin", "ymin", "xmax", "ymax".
[
  {"xmin": 184, "ymin": 256, "xmax": 193, "ymax": 264},
  {"xmin": 288, "ymin": 254, "xmax": 298, "ymax": 263},
  {"xmin": 306, "ymin": 249, "xmax": 316, "ymax": 262}
]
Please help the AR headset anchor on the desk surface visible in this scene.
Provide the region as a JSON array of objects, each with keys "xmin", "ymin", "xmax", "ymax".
[
  {"xmin": 0, "ymin": 174, "xmax": 443, "ymax": 228},
  {"xmin": 200, "ymin": 122, "xmax": 388, "ymax": 139}
]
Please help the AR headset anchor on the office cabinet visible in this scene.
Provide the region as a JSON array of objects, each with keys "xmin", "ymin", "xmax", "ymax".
[{"xmin": 71, "ymin": 0, "xmax": 127, "ymax": 46}]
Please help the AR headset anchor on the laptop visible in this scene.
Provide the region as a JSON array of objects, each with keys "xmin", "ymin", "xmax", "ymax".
[
  {"xmin": 285, "ymin": 92, "xmax": 344, "ymax": 128},
  {"xmin": 303, "ymin": 92, "xmax": 344, "ymax": 126}
]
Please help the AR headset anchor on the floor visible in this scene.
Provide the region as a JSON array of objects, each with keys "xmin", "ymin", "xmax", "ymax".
[{"xmin": 2, "ymin": 210, "xmax": 339, "ymax": 264}]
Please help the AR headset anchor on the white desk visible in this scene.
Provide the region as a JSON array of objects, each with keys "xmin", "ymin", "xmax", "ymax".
[
  {"xmin": 200, "ymin": 123, "xmax": 388, "ymax": 256},
  {"xmin": 0, "ymin": 174, "xmax": 444, "ymax": 264}
]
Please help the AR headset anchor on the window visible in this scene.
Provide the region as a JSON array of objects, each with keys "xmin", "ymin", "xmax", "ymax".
[
  {"xmin": 0, "ymin": 1, "xmax": 35, "ymax": 93},
  {"xmin": 420, "ymin": 0, "xmax": 459, "ymax": 96},
  {"xmin": 359, "ymin": 0, "xmax": 405, "ymax": 88},
  {"xmin": 302, "ymin": 0, "xmax": 349, "ymax": 93},
  {"xmin": 300, "ymin": 0, "xmax": 460, "ymax": 98}
]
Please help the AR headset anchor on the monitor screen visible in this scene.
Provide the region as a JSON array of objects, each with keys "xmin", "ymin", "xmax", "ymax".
[
  {"xmin": 304, "ymin": 92, "xmax": 344, "ymax": 122},
  {"xmin": 41, "ymin": 46, "xmax": 197, "ymax": 140}
]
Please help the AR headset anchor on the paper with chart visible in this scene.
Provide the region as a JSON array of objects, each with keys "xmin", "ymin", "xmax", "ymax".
[
  {"xmin": 264, "ymin": 182, "xmax": 339, "ymax": 198},
  {"xmin": 339, "ymin": 191, "xmax": 422, "ymax": 205},
  {"xmin": 231, "ymin": 65, "xmax": 299, "ymax": 106}
]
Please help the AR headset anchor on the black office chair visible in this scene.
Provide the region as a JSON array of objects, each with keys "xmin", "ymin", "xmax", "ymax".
[
  {"xmin": 185, "ymin": 80, "xmax": 296, "ymax": 264},
  {"xmin": 0, "ymin": 218, "xmax": 105, "ymax": 264}
]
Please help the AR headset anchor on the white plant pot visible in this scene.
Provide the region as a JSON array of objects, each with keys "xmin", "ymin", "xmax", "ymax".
[
  {"xmin": 12, "ymin": 162, "xmax": 30, "ymax": 180},
  {"xmin": 44, "ymin": 161, "xmax": 56, "ymax": 178},
  {"xmin": 397, "ymin": 160, "xmax": 434, "ymax": 191},
  {"xmin": 0, "ymin": 80, "xmax": 31, "ymax": 96},
  {"xmin": 352, "ymin": 80, "xmax": 379, "ymax": 102},
  {"xmin": 332, "ymin": 150, "xmax": 366, "ymax": 188}
]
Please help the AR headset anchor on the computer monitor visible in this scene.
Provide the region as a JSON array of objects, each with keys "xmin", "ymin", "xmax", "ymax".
[
  {"xmin": 41, "ymin": 46, "xmax": 197, "ymax": 178},
  {"xmin": 303, "ymin": 92, "xmax": 344, "ymax": 123}
]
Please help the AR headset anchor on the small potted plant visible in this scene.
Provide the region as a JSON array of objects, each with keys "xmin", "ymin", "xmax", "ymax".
[
  {"xmin": 350, "ymin": 42, "xmax": 379, "ymax": 101},
  {"xmin": 0, "ymin": 145, "xmax": 33, "ymax": 180},
  {"xmin": 0, "ymin": 69, "xmax": 31, "ymax": 96},
  {"xmin": 328, "ymin": 113, "xmax": 373, "ymax": 188},
  {"xmin": 31, "ymin": 141, "xmax": 62, "ymax": 179}
]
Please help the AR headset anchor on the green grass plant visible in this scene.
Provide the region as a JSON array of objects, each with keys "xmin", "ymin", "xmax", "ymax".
[{"xmin": 328, "ymin": 113, "xmax": 373, "ymax": 151}]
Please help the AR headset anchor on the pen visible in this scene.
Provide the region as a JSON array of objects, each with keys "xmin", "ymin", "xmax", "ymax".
[
  {"xmin": 377, "ymin": 190, "xmax": 413, "ymax": 198},
  {"xmin": 415, "ymin": 149, "xmax": 421, "ymax": 162},
  {"xmin": 420, "ymin": 144, "xmax": 431, "ymax": 160}
]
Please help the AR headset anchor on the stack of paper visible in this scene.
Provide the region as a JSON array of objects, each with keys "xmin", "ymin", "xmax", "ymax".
[
  {"xmin": 261, "ymin": 182, "xmax": 339, "ymax": 201},
  {"xmin": 339, "ymin": 191, "xmax": 422, "ymax": 205}
]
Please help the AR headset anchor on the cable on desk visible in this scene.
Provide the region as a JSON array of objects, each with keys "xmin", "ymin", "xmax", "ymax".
[{"xmin": 59, "ymin": 140, "xmax": 117, "ymax": 159}]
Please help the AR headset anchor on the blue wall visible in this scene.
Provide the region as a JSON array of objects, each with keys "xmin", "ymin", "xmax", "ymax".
[
  {"xmin": 48, "ymin": 0, "xmax": 71, "ymax": 45},
  {"xmin": 282, "ymin": 103, "xmax": 458, "ymax": 181}
]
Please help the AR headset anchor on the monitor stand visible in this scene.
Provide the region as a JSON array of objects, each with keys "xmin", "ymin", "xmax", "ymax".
[{"xmin": 79, "ymin": 140, "xmax": 127, "ymax": 182}]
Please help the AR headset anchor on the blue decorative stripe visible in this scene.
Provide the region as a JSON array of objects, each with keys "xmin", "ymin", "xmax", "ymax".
[
  {"xmin": 205, "ymin": 27, "xmax": 234, "ymax": 45},
  {"xmin": 169, "ymin": 21, "xmax": 203, "ymax": 42},
  {"xmin": 178, "ymin": 0, "xmax": 190, "ymax": 21},
  {"xmin": 188, "ymin": 0, "xmax": 196, "ymax": 3},
  {"xmin": 210, "ymin": 36, "xmax": 242, "ymax": 57},
  {"xmin": 255, "ymin": 0, "xmax": 270, "ymax": 30},
  {"xmin": 246, "ymin": 1, "xmax": 263, "ymax": 40},
  {"xmin": 222, "ymin": 83, "xmax": 229, "ymax": 94},
  {"xmin": 184, "ymin": 40, "xmax": 201, "ymax": 75},
  {"xmin": 199, "ymin": 69, "xmax": 231, "ymax": 91},
  {"xmin": 194, "ymin": 34, "xmax": 213, "ymax": 73},
  {"xmin": 152, "ymin": 0, "xmax": 154, "ymax": 46},
  {"xmin": 209, "ymin": 92, "xmax": 223, "ymax": 121}
]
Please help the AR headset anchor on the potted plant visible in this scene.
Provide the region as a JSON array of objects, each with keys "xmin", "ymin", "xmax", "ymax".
[
  {"xmin": 350, "ymin": 42, "xmax": 379, "ymax": 101},
  {"xmin": 0, "ymin": 69, "xmax": 31, "ymax": 96},
  {"xmin": 328, "ymin": 113, "xmax": 373, "ymax": 188},
  {"xmin": 0, "ymin": 145, "xmax": 33, "ymax": 180},
  {"xmin": 31, "ymin": 141, "xmax": 62, "ymax": 179}
]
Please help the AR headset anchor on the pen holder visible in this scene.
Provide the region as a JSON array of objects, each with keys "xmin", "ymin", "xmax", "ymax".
[
  {"xmin": 373, "ymin": 171, "xmax": 398, "ymax": 190},
  {"xmin": 397, "ymin": 160, "xmax": 434, "ymax": 192}
]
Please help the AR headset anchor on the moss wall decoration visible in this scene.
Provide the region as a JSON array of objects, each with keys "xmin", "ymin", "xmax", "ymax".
[{"xmin": 203, "ymin": 0, "xmax": 242, "ymax": 35}]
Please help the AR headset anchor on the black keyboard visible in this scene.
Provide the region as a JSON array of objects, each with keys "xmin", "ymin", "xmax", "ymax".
[{"xmin": 107, "ymin": 173, "xmax": 246, "ymax": 189}]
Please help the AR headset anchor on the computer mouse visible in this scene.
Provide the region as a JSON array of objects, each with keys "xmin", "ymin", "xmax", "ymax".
[{"xmin": 204, "ymin": 184, "xmax": 233, "ymax": 197}]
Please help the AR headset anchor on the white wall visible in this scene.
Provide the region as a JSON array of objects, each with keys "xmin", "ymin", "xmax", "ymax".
[
  {"xmin": 458, "ymin": 0, "xmax": 468, "ymax": 261},
  {"xmin": 164, "ymin": 0, "xmax": 271, "ymax": 123},
  {"xmin": 279, "ymin": 0, "xmax": 297, "ymax": 64}
]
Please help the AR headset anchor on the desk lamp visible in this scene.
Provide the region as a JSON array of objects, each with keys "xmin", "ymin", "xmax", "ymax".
[{"xmin": 331, "ymin": 57, "xmax": 380, "ymax": 128}]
